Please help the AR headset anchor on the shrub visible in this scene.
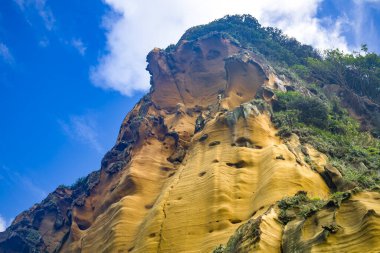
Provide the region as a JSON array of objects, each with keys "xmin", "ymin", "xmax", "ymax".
[
  {"xmin": 178, "ymin": 15, "xmax": 320, "ymax": 67},
  {"xmin": 291, "ymin": 64, "xmax": 311, "ymax": 80},
  {"xmin": 273, "ymin": 91, "xmax": 328, "ymax": 129},
  {"xmin": 272, "ymin": 91, "xmax": 380, "ymax": 189},
  {"xmin": 213, "ymin": 245, "xmax": 225, "ymax": 253},
  {"xmin": 278, "ymin": 191, "xmax": 325, "ymax": 224},
  {"xmin": 71, "ymin": 177, "xmax": 87, "ymax": 189}
]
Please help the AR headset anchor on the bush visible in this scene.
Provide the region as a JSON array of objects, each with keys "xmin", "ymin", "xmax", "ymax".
[
  {"xmin": 71, "ymin": 177, "xmax": 87, "ymax": 189},
  {"xmin": 272, "ymin": 91, "xmax": 380, "ymax": 189},
  {"xmin": 178, "ymin": 15, "xmax": 320, "ymax": 67},
  {"xmin": 307, "ymin": 49, "xmax": 380, "ymax": 104},
  {"xmin": 278, "ymin": 191, "xmax": 325, "ymax": 224},
  {"xmin": 331, "ymin": 159, "xmax": 379, "ymax": 189},
  {"xmin": 273, "ymin": 91, "xmax": 328, "ymax": 129},
  {"xmin": 291, "ymin": 64, "xmax": 311, "ymax": 80},
  {"xmin": 213, "ymin": 245, "xmax": 225, "ymax": 253}
]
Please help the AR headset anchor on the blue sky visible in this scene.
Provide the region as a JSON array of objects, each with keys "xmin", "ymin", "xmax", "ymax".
[{"xmin": 0, "ymin": 0, "xmax": 379, "ymax": 231}]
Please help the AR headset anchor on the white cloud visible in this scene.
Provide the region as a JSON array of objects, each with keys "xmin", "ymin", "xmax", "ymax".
[
  {"xmin": 13, "ymin": 0, "xmax": 55, "ymax": 30},
  {"xmin": 71, "ymin": 38, "xmax": 87, "ymax": 56},
  {"xmin": 0, "ymin": 215, "xmax": 13, "ymax": 232},
  {"xmin": 59, "ymin": 115, "xmax": 104, "ymax": 153},
  {"xmin": 0, "ymin": 215, "xmax": 6, "ymax": 232},
  {"xmin": 91, "ymin": 0, "xmax": 350, "ymax": 96},
  {"xmin": 350, "ymin": 0, "xmax": 380, "ymax": 52},
  {"xmin": 0, "ymin": 43, "xmax": 14, "ymax": 64}
]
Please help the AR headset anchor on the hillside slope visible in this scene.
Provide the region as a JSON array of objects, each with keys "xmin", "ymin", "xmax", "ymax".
[{"xmin": 1, "ymin": 15, "xmax": 380, "ymax": 253}]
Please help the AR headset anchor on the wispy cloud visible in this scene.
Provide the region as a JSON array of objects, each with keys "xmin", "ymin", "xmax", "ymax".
[
  {"xmin": 0, "ymin": 43, "xmax": 15, "ymax": 65},
  {"xmin": 91, "ymin": 0, "xmax": 350, "ymax": 96},
  {"xmin": 38, "ymin": 37, "xmax": 50, "ymax": 48},
  {"xmin": 71, "ymin": 38, "xmax": 87, "ymax": 56},
  {"xmin": 58, "ymin": 115, "xmax": 104, "ymax": 154},
  {"xmin": 0, "ymin": 215, "xmax": 13, "ymax": 232},
  {"xmin": 350, "ymin": 0, "xmax": 380, "ymax": 52},
  {"xmin": 13, "ymin": 0, "xmax": 55, "ymax": 30},
  {"xmin": 0, "ymin": 165, "xmax": 47, "ymax": 199},
  {"xmin": 0, "ymin": 215, "xmax": 6, "ymax": 232}
]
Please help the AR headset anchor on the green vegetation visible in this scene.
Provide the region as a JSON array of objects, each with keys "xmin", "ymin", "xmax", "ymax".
[
  {"xmin": 176, "ymin": 15, "xmax": 319, "ymax": 66},
  {"xmin": 330, "ymin": 159, "xmax": 379, "ymax": 189},
  {"xmin": 272, "ymin": 91, "xmax": 380, "ymax": 189},
  {"xmin": 181, "ymin": 15, "xmax": 380, "ymax": 190},
  {"xmin": 305, "ymin": 48, "xmax": 380, "ymax": 104},
  {"xmin": 213, "ymin": 245, "xmax": 225, "ymax": 253},
  {"xmin": 329, "ymin": 191, "xmax": 352, "ymax": 206},
  {"xmin": 277, "ymin": 190, "xmax": 359, "ymax": 225},
  {"xmin": 174, "ymin": 15, "xmax": 380, "ymax": 105},
  {"xmin": 70, "ymin": 176, "xmax": 87, "ymax": 189},
  {"xmin": 177, "ymin": 15, "xmax": 380, "ymax": 109},
  {"xmin": 212, "ymin": 217, "xmax": 262, "ymax": 253},
  {"xmin": 272, "ymin": 91, "xmax": 329, "ymax": 129},
  {"xmin": 278, "ymin": 191, "xmax": 325, "ymax": 224}
]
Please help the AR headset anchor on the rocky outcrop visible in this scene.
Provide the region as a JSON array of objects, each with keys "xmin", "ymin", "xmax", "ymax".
[
  {"xmin": 1, "ymin": 16, "xmax": 379, "ymax": 253},
  {"xmin": 217, "ymin": 190, "xmax": 380, "ymax": 253}
]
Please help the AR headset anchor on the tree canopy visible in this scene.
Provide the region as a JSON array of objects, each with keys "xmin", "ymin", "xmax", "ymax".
[{"xmin": 177, "ymin": 15, "xmax": 320, "ymax": 66}]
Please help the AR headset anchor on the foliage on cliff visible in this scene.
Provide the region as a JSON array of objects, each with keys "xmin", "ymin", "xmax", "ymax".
[
  {"xmin": 272, "ymin": 91, "xmax": 380, "ymax": 189},
  {"xmin": 178, "ymin": 14, "xmax": 320, "ymax": 66},
  {"xmin": 295, "ymin": 48, "xmax": 380, "ymax": 104},
  {"xmin": 178, "ymin": 15, "xmax": 380, "ymax": 107},
  {"xmin": 2, "ymin": 14, "xmax": 380, "ymax": 253}
]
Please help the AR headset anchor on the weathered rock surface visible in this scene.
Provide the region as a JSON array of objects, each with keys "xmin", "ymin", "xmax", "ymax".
[{"xmin": 1, "ymin": 19, "xmax": 380, "ymax": 253}]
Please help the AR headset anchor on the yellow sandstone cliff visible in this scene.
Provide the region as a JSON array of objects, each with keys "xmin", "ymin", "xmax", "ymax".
[
  {"xmin": 1, "ymin": 27, "xmax": 380, "ymax": 253},
  {"xmin": 62, "ymin": 34, "xmax": 380, "ymax": 253}
]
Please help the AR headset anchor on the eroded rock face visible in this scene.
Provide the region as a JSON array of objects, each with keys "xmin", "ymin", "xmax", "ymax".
[
  {"xmin": 146, "ymin": 33, "xmax": 271, "ymax": 112},
  {"xmin": 0, "ymin": 187, "xmax": 74, "ymax": 253},
  {"xmin": 217, "ymin": 190, "xmax": 380, "ymax": 253},
  {"xmin": 1, "ymin": 31, "xmax": 379, "ymax": 253}
]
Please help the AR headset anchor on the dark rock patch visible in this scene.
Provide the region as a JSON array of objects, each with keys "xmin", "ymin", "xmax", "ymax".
[
  {"xmin": 167, "ymin": 146, "xmax": 186, "ymax": 163},
  {"xmin": 209, "ymin": 141, "xmax": 221, "ymax": 147},
  {"xmin": 199, "ymin": 134, "xmax": 209, "ymax": 142},
  {"xmin": 226, "ymin": 160, "xmax": 247, "ymax": 169},
  {"xmin": 199, "ymin": 171, "xmax": 207, "ymax": 177},
  {"xmin": 195, "ymin": 114, "xmax": 205, "ymax": 133}
]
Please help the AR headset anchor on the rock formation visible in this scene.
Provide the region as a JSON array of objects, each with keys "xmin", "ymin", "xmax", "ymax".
[{"xmin": 1, "ymin": 15, "xmax": 380, "ymax": 253}]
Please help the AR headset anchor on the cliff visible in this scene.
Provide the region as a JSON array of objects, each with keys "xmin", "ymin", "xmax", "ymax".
[{"xmin": 1, "ymin": 15, "xmax": 380, "ymax": 253}]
